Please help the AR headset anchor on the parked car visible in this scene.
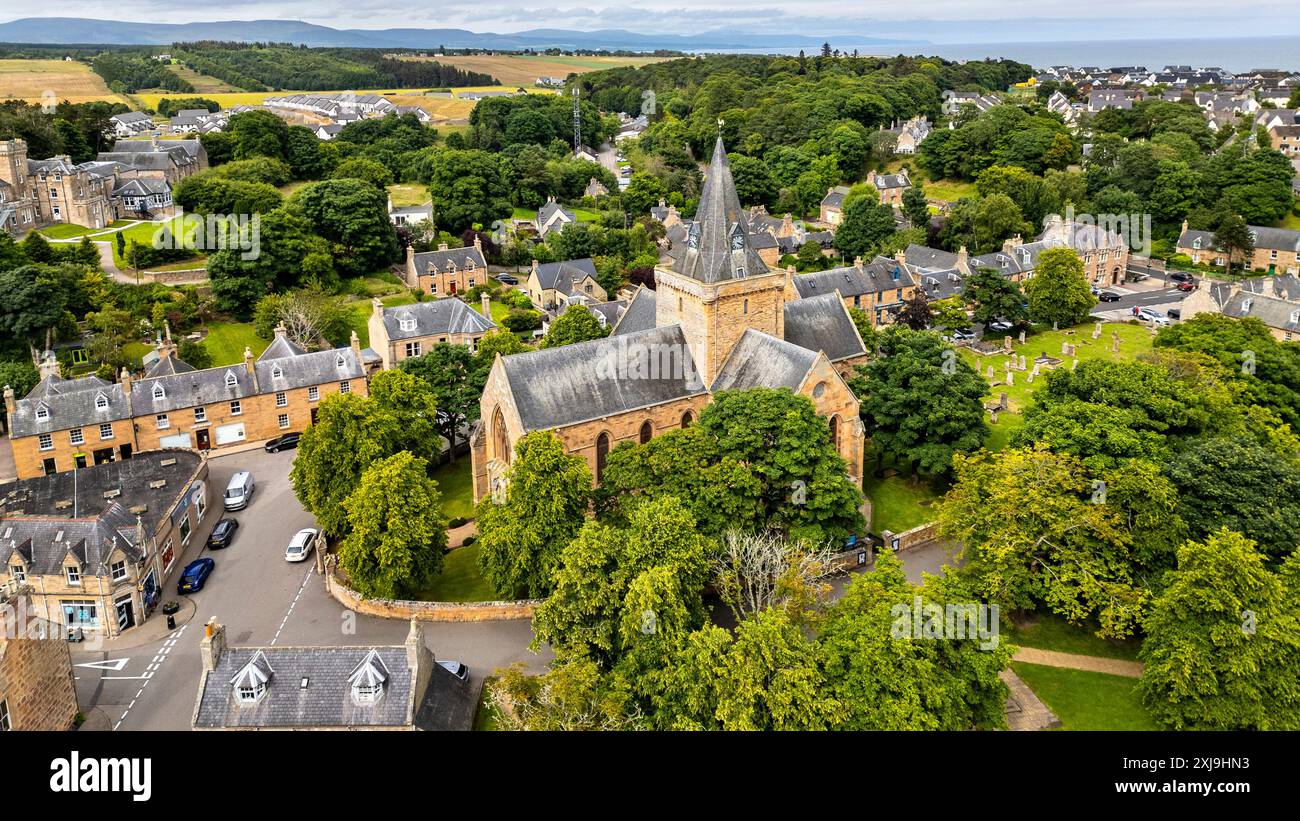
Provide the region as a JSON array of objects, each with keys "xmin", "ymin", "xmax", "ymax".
[
  {"xmin": 494, "ymin": 273, "xmax": 518, "ymax": 285},
  {"xmin": 1167, "ymin": 308, "xmax": 1182, "ymax": 320},
  {"xmin": 438, "ymin": 660, "xmax": 469, "ymax": 681},
  {"xmin": 223, "ymin": 471, "xmax": 255, "ymax": 511},
  {"xmin": 207, "ymin": 518, "xmax": 239, "ymax": 550},
  {"xmin": 264, "ymin": 432, "xmax": 301, "ymax": 453},
  {"xmin": 1134, "ymin": 306, "xmax": 1171, "ymax": 326},
  {"xmin": 948, "ymin": 328, "xmax": 976, "ymax": 341},
  {"xmin": 285, "ymin": 528, "xmax": 320, "ymax": 563},
  {"xmin": 986, "ymin": 319, "xmax": 1015, "ymax": 333},
  {"xmin": 1176, "ymin": 280, "xmax": 1196, "ymax": 292},
  {"xmin": 1169, "ymin": 271, "xmax": 1193, "ymax": 284},
  {"xmin": 1097, "ymin": 290, "xmax": 1122, "ymax": 303},
  {"xmin": 177, "ymin": 558, "xmax": 215, "ymax": 594}
]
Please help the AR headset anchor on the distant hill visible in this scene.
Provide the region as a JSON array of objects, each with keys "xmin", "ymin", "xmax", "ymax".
[{"xmin": 0, "ymin": 17, "xmax": 922, "ymax": 51}]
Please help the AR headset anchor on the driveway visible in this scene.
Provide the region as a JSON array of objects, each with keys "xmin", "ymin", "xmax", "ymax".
[{"xmin": 72, "ymin": 447, "xmax": 548, "ymax": 731}]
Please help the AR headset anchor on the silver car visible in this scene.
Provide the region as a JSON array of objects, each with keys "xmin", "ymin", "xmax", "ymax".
[{"xmin": 284, "ymin": 528, "xmax": 319, "ymax": 563}]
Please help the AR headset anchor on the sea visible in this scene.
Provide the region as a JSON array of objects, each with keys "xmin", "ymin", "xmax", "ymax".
[{"xmin": 731, "ymin": 36, "xmax": 1300, "ymax": 73}]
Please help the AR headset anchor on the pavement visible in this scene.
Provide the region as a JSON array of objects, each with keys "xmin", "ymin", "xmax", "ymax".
[{"xmin": 72, "ymin": 446, "xmax": 550, "ymax": 731}]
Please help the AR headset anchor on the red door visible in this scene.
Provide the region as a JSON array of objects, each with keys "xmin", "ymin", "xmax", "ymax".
[{"xmin": 196, "ymin": 429, "xmax": 211, "ymax": 451}]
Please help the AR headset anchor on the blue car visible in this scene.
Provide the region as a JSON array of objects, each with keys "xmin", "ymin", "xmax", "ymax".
[{"xmin": 177, "ymin": 558, "xmax": 215, "ymax": 594}]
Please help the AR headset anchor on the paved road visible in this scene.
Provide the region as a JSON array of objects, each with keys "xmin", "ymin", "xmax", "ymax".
[
  {"xmin": 1090, "ymin": 286, "xmax": 1189, "ymax": 320},
  {"xmin": 72, "ymin": 447, "xmax": 549, "ymax": 731}
]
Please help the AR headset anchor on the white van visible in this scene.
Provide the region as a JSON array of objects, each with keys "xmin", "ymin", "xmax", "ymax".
[{"xmin": 223, "ymin": 471, "xmax": 255, "ymax": 511}]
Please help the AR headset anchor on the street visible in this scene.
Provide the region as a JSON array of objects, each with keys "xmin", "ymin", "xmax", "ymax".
[
  {"xmin": 71, "ymin": 447, "xmax": 549, "ymax": 731},
  {"xmin": 1090, "ymin": 285, "xmax": 1190, "ymax": 320}
]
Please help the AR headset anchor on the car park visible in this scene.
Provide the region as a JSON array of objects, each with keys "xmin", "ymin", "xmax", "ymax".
[
  {"xmin": 264, "ymin": 432, "xmax": 301, "ymax": 453},
  {"xmin": 285, "ymin": 528, "xmax": 320, "ymax": 563},
  {"xmin": 206, "ymin": 518, "xmax": 239, "ymax": 550},
  {"xmin": 178, "ymin": 558, "xmax": 215, "ymax": 593}
]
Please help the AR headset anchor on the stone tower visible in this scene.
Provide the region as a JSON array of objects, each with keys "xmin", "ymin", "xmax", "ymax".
[
  {"xmin": 0, "ymin": 139, "xmax": 29, "ymax": 192},
  {"xmin": 654, "ymin": 134, "xmax": 788, "ymax": 386}
]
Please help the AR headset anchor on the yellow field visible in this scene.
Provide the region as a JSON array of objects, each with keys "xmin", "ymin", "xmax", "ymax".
[
  {"xmin": 404, "ymin": 53, "xmax": 670, "ymax": 87},
  {"xmin": 0, "ymin": 59, "xmax": 130, "ymax": 105},
  {"xmin": 164, "ymin": 63, "xmax": 244, "ymax": 93}
]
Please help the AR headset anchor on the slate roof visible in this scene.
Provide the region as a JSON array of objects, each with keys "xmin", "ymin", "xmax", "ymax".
[
  {"xmin": 789, "ymin": 257, "xmax": 915, "ymax": 300},
  {"xmin": 382, "ymin": 299, "xmax": 496, "ymax": 341},
  {"xmin": 144, "ymin": 353, "xmax": 196, "ymax": 378},
  {"xmin": 782, "ymin": 293, "xmax": 867, "ymax": 362},
  {"xmin": 585, "ymin": 300, "xmax": 627, "ymax": 328},
  {"xmin": 1222, "ymin": 290, "xmax": 1300, "ymax": 332},
  {"xmin": 664, "ymin": 135, "xmax": 769, "ymax": 285},
  {"xmin": 610, "ymin": 286, "xmax": 657, "ymax": 336},
  {"xmin": 258, "ymin": 335, "xmax": 308, "ymax": 361},
  {"xmin": 904, "ymin": 244, "xmax": 960, "ymax": 270},
  {"xmin": 536, "ymin": 200, "xmax": 575, "ymax": 236},
  {"xmin": 711, "ymin": 329, "xmax": 817, "ymax": 392},
  {"xmin": 256, "ymin": 346, "xmax": 365, "ymax": 393},
  {"xmin": 412, "ymin": 245, "xmax": 487, "ymax": 275},
  {"xmin": 133, "ymin": 366, "xmax": 257, "ymax": 414},
  {"xmin": 500, "ymin": 325, "xmax": 707, "ymax": 429},
  {"xmin": 113, "ymin": 178, "xmax": 171, "ymax": 197},
  {"xmin": 1178, "ymin": 225, "xmax": 1300, "ymax": 253},
  {"xmin": 821, "ymin": 186, "xmax": 851, "ymax": 210},
  {"xmin": 0, "ymin": 504, "xmax": 140, "ymax": 577},
  {"xmin": 110, "ymin": 138, "xmax": 204, "ymax": 160},
  {"xmin": 873, "ymin": 172, "xmax": 910, "ymax": 190},
  {"xmin": 533, "ymin": 257, "xmax": 598, "ymax": 293},
  {"xmin": 111, "ymin": 112, "xmax": 152, "ymax": 125},
  {"xmin": 10, "ymin": 374, "xmax": 131, "ymax": 438}
]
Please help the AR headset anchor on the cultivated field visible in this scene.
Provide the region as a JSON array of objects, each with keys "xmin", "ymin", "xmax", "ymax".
[
  {"xmin": 164, "ymin": 63, "xmax": 245, "ymax": 93},
  {"xmin": 404, "ymin": 53, "xmax": 670, "ymax": 87},
  {"xmin": 0, "ymin": 59, "xmax": 130, "ymax": 105}
]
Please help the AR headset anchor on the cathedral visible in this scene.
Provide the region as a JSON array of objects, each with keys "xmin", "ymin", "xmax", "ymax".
[{"xmin": 470, "ymin": 135, "xmax": 868, "ymax": 501}]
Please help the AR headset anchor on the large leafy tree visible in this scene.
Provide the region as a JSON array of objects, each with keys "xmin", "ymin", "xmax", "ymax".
[
  {"xmin": 1139, "ymin": 531, "xmax": 1300, "ymax": 730},
  {"xmin": 832, "ymin": 197, "xmax": 897, "ymax": 260},
  {"xmin": 289, "ymin": 179, "xmax": 399, "ymax": 277},
  {"xmin": 540, "ymin": 305, "xmax": 609, "ymax": 349},
  {"xmin": 339, "ymin": 452, "xmax": 448, "ymax": 599},
  {"xmin": 963, "ymin": 267, "xmax": 1027, "ymax": 326},
  {"xmin": 399, "ymin": 343, "xmax": 484, "ymax": 462},
  {"xmin": 1211, "ymin": 213, "xmax": 1254, "ymax": 277},
  {"xmin": 850, "ymin": 327, "xmax": 988, "ymax": 477},
  {"xmin": 207, "ymin": 208, "xmax": 336, "ymax": 316},
  {"xmin": 1025, "ymin": 247, "xmax": 1094, "ymax": 327},
  {"xmin": 417, "ymin": 148, "xmax": 514, "ymax": 234},
  {"xmin": 600, "ymin": 388, "xmax": 865, "ymax": 545},
  {"xmin": 0, "ymin": 265, "xmax": 70, "ymax": 346},
  {"xmin": 476, "ymin": 431, "xmax": 593, "ymax": 599}
]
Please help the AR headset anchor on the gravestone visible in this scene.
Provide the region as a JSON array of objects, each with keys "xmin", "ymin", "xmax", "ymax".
[
  {"xmin": 1071, "ymin": 357, "xmax": 1079, "ymax": 371},
  {"xmin": 1018, "ymin": 354, "xmax": 1027, "ymax": 370},
  {"xmin": 990, "ymin": 408, "xmax": 999, "ymax": 423},
  {"xmin": 987, "ymin": 365, "xmax": 995, "ymax": 380},
  {"xmin": 1018, "ymin": 330, "xmax": 1026, "ymax": 344},
  {"xmin": 1026, "ymin": 371, "xmax": 1034, "ymax": 384},
  {"xmin": 999, "ymin": 392, "xmax": 1009, "ymax": 410},
  {"xmin": 1005, "ymin": 370, "xmax": 1014, "ymax": 385},
  {"xmin": 1093, "ymin": 321, "xmax": 1103, "ymax": 339},
  {"xmin": 1111, "ymin": 332, "xmax": 1120, "ymax": 353},
  {"xmin": 1003, "ymin": 335, "xmax": 1014, "ymax": 352}
]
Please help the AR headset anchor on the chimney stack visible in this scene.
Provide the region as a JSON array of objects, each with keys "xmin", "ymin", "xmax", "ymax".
[
  {"xmin": 200, "ymin": 617, "xmax": 226, "ymax": 673},
  {"xmin": 481, "ymin": 292, "xmax": 493, "ymax": 318},
  {"xmin": 957, "ymin": 245, "xmax": 970, "ymax": 273},
  {"xmin": 119, "ymin": 366, "xmax": 132, "ymax": 396},
  {"xmin": 437, "ymin": 242, "xmax": 449, "ymax": 252},
  {"xmin": 349, "ymin": 330, "xmax": 362, "ymax": 363},
  {"xmin": 243, "ymin": 346, "xmax": 255, "ymax": 378},
  {"xmin": 3, "ymin": 385, "xmax": 15, "ymax": 419}
]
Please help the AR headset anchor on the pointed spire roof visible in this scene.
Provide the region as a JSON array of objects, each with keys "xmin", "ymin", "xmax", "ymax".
[{"xmin": 666, "ymin": 133, "xmax": 769, "ymax": 284}]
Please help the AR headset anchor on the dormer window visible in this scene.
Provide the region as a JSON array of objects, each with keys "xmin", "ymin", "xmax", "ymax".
[
  {"xmin": 35, "ymin": 403, "xmax": 49, "ymax": 421},
  {"xmin": 95, "ymin": 393, "xmax": 109, "ymax": 411},
  {"xmin": 1193, "ymin": 237, "xmax": 1202, "ymax": 249},
  {"xmin": 152, "ymin": 384, "xmax": 166, "ymax": 401},
  {"xmin": 10, "ymin": 564, "xmax": 24, "ymax": 583},
  {"xmin": 335, "ymin": 354, "xmax": 346, "ymax": 368},
  {"xmin": 231, "ymin": 651, "xmax": 274, "ymax": 705},
  {"xmin": 66, "ymin": 565, "xmax": 81, "ymax": 586},
  {"xmin": 348, "ymin": 649, "xmax": 390, "ymax": 704},
  {"xmin": 271, "ymin": 365, "xmax": 283, "ymax": 380},
  {"xmin": 224, "ymin": 371, "xmax": 238, "ymax": 388},
  {"xmin": 398, "ymin": 315, "xmax": 416, "ymax": 332}
]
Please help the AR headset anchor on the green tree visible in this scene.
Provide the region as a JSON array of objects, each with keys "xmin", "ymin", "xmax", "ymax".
[
  {"xmin": 399, "ymin": 343, "xmax": 483, "ymax": 462},
  {"xmin": 418, "ymin": 149, "xmax": 513, "ymax": 234},
  {"xmin": 1139, "ymin": 531, "xmax": 1300, "ymax": 730},
  {"xmin": 476, "ymin": 431, "xmax": 593, "ymax": 598},
  {"xmin": 290, "ymin": 179, "xmax": 399, "ymax": 277},
  {"xmin": 1211, "ymin": 213, "xmax": 1254, "ymax": 277},
  {"xmin": 227, "ymin": 109, "xmax": 289, "ymax": 161},
  {"xmin": 339, "ymin": 452, "xmax": 448, "ymax": 599},
  {"xmin": 331, "ymin": 157, "xmax": 394, "ymax": 190},
  {"xmin": 901, "ymin": 183, "xmax": 929, "ymax": 229},
  {"xmin": 540, "ymin": 305, "xmax": 609, "ymax": 348},
  {"xmin": 1025, "ymin": 247, "xmax": 1094, "ymax": 327},
  {"xmin": 850, "ymin": 327, "xmax": 988, "ymax": 477},
  {"xmin": 0, "ymin": 265, "xmax": 70, "ymax": 346},
  {"xmin": 831, "ymin": 196, "xmax": 896, "ymax": 259}
]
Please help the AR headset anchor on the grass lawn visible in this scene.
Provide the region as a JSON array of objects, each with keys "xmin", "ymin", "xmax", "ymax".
[
  {"xmin": 1272, "ymin": 209, "xmax": 1300, "ymax": 230},
  {"xmin": 387, "ymin": 183, "xmax": 430, "ymax": 207},
  {"xmin": 201, "ymin": 322, "xmax": 268, "ymax": 366},
  {"xmin": 432, "ymin": 457, "xmax": 474, "ymax": 521},
  {"xmin": 38, "ymin": 220, "xmax": 133, "ymax": 240},
  {"xmin": 921, "ymin": 178, "xmax": 978, "ymax": 202},
  {"xmin": 862, "ymin": 472, "xmax": 943, "ymax": 535},
  {"xmin": 1011, "ymin": 662, "xmax": 1157, "ymax": 730},
  {"xmin": 122, "ymin": 342, "xmax": 152, "ymax": 368},
  {"xmin": 111, "ymin": 216, "xmax": 209, "ymax": 268},
  {"xmin": 1005, "ymin": 612, "xmax": 1143, "ymax": 661},
  {"xmin": 343, "ymin": 291, "xmax": 418, "ymax": 348},
  {"xmin": 487, "ymin": 298, "xmax": 512, "ymax": 325},
  {"xmin": 511, "ymin": 206, "xmax": 599, "ymax": 223},
  {"xmin": 416, "ymin": 543, "xmax": 496, "ymax": 602},
  {"xmin": 983, "ymin": 410, "xmax": 1024, "ymax": 452},
  {"xmin": 958, "ymin": 321, "xmax": 1155, "ymax": 415}
]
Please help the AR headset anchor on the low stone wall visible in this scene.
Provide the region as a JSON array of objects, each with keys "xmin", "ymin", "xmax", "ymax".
[
  {"xmin": 325, "ymin": 566, "xmax": 540, "ymax": 622},
  {"xmin": 143, "ymin": 268, "xmax": 208, "ymax": 284},
  {"xmin": 880, "ymin": 521, "xmax": 940, "ymax": 552}
]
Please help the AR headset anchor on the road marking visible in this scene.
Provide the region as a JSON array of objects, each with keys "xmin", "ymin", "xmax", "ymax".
[
  {"xmin": 113, "ymin": 622, "xmax": 188, "ymax": 730},
  {"xmin": 75, "ymin": 658, "xmax": 130, "ymax": 671},
  {"xmin": 271, "ymin": 566, "xmax": 315, "ymax": 646}
]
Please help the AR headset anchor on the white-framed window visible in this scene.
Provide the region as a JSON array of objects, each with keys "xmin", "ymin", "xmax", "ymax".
[
  {"xmin": 229, "ymin": 400, "xmax": 241, "ymax": 416},
  {"xmin": 308, "ymin": 386, "xmax": 319, "ymax": 402},
  {"xmin": 405, "ymin": 342, "xmax": 422, "ymax": 358},
  {"xmin": 224, "ymin": 372, "xmax": 237, "ymax": 388},
  {"xmin": 95, "ymin": 394, "xmax": 109, "ymax": 411},
  {"xmin": 156, "ymin": 413, "xmax": 169, "ymax": 429},
  {"xmin": 35, "ymin": 404, "xmax": 49, "ymax": 421},
  {"xmin": 237, "ymin": 683, "xmax": 266, "ymax": 703},
  {"xmin": 69, "ymin": 428, "xmax": 84, "ymax": 445},
  {"xmin": 38, "ymin": 433, "xmax": 53, "ymax": 451},
  {"xmin": 335, "ymin": 354, "xmax": 345, "ymax": 368},
  {"xmin": 275, "ymin": 391, "xmax": 287, "ymax": 407},
  {"xmin": 278, "ymin": 413, "xmax": 290, "ymax": 429},
  {"xmin": 179, "ymin": 515, "xmax": 191, "ymax": 545},
  {"xmin": 194, "ymin": 407, "xmax": 206, "ymax": 423},
  {"xmin": 0, "ymin": 699, "xmax": 10, "ymax": 731},
  {"xmin": 339, "ymin": 380, "xmax": 351, "ymax": 394},
  {"xmin": 110, "ymin": 560, "xmax": 127, "ymax": 582},
  {"xmin": 271, "ymin": 365, "xmax": 283, "ymax": 380},
  {"xmin": 66, "ymin": 566, "xmax": 81, "ymax": 586},
  {"xmin": 99, "ymin": 423, "xmax": 114, "ymax": 440},
  {"xmin": 399, "ymin": 317, "xmax": 416, "ymax": 332},
  {"xmin": 11, "ymin": 564, "xmax": 26, "ymax": 583},
  {"xmin": 152, "ymin": 384, "xmax": 166, "ymax": 401}
]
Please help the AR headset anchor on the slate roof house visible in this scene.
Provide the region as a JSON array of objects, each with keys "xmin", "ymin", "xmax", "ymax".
[
  {"xmin": 110, "ymin": 111, "xmax": 154, "ymax": 137},
  {"xmin": 535, "ymin": 197, "xmax": 576, "ymax": 238},
  {"xmin": 1181, "ymin": 275, "xmax": 1300, "ymax": 340},
  {"xmin": 819, "ymin": 185, "xmax": 851, "ymax": 226},
  {"xmin": 0, "ymin": 449, "xmax": 212, "ymax": 638},
  {"xmin": 470, "ymin": 136, "xmax": 868, "ymax": 502},
  {"xmin": 368, "ymin": 295, "xmax": 497, "ymax": 370},
  {"xmin": 786, "ymin": 254, "xmax": 918, "ymax": 327},
  {"xmin": 1176, "ymin": 220, "xmax": 1300, "ymax": 275},
  {"xmin": 867, "ymin": 168, "xmax": 911, "ymax": 207},
  {"xmin": 192, "ymin": 618, "xmax": 476, "ymax": 731},
  {"xmin": 524, "ymin": 257, "xmax": 607, "ymax": 310},
  {"xmin": 404, "ymin": 237, "xmax": 488, "ymax": 297}
]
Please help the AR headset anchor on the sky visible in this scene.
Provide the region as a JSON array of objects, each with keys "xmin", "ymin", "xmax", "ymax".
[{"xmin": 4, "ymin": 2, "xmax": 1300, "ymax": 43}]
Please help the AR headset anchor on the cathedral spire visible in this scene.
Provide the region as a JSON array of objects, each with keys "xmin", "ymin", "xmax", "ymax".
[{"xmin": 665, "ymin": 134, "xmax": 769, "ymax": 284}]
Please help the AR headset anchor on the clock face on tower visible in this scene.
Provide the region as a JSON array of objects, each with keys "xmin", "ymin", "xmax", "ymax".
[{"xmin": 730, "ymin": 229, "xmax": 745, "ymax": 250}]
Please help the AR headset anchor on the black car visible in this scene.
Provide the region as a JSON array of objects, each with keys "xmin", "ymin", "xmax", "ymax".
[
  {"xmin": 494, "ymin": 273, "xmax": 519, "ymax": 285},
  {"xmin": 207, "ymin": 518, "xmax": 239, "ymax": 550},
  {"xmin": 1167, "ymin": 308, "xmax": 1182, "ymax": 320},
  {"xmin": 264, "ymin": 432, "xmax": 301, "ymax": 453},
  {"xmin": 1169, "ymin": 271, "xmax": 1193, "ymax": 284},
  {"xmin": 1097, "ymin": 290, "xmax": 1122, "ymax": 302}
]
